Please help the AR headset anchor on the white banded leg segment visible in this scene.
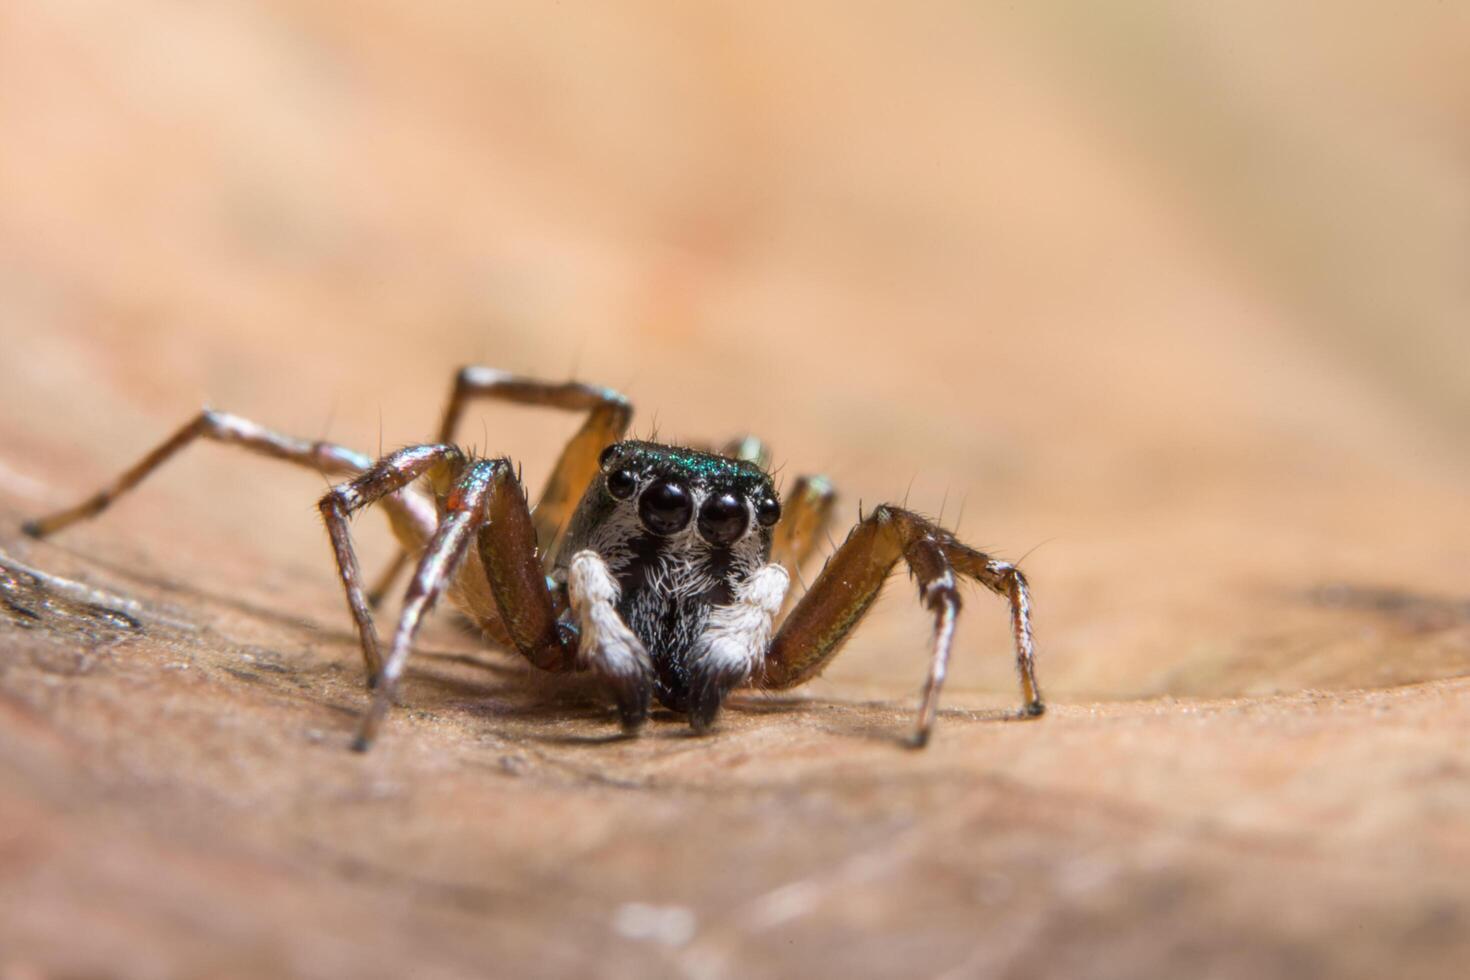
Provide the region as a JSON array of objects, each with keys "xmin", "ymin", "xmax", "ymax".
[
  {"xmin": 568, "ymin": 550, "xmax": 654, "ymax": 729},
  {"xmin": 989, "ymin": 559, "xmax": 1042, "ymax": 716},
  {"xmin": 914, "ymin": 571, "xmax": 960, "ymax": 746},
  {"xmin": 687, "ymin": 563, "xmax": 789, "ymax": 731}
]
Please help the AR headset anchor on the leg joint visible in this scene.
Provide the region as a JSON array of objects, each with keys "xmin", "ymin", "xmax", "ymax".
[
  {"xmin": 454, "ymin": 365, "xmax": 510, "ymax": 393},
  {"xmin": 989, "ymin": 560, "xmax": 1023, "ymax": 587},
  {"xmin": 196, "ymin": 408, "xmax": 246, "ymax": 443},
  {"xmin": 922, "ymin": 574, "xmax": 962, "ymax": 612},
  {"xmin": 318, "ymin": 485, "xmax": 357, "ymax": 520}
]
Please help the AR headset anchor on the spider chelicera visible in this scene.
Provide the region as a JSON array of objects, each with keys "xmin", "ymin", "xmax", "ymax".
[{"xmin": 23, "ymin": 367, "xmax": 1044, "ymax": 749}]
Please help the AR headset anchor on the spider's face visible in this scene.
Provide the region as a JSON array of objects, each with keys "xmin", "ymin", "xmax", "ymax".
[
  {"xmin": 555, "ymin": 440, "xmax": 782, "ymax": 712},
  {"xmin": 595, "ymin": 441, "xmax": 781, "ymax": 548}
]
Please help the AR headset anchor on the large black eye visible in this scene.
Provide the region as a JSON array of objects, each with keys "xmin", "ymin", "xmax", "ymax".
[
  {"xmin": 638, "ymin": 479, "xmax": 692, "ymax": 535},
  {"xmin": 755, "ymin": 496, "xmax": 781, "ymax": 527},
  {"xmin": 605, "ymin": 468, "xmax": 636, "ymax": 499},
  {"xmin": 698, "ymin": 492, "xmax": 748, "ymax": 546}
]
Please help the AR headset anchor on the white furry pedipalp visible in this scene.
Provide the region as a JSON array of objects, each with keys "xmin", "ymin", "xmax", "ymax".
[
  {"xmin": 567, "ymin": 549, "xmax": 652, "ymax": 683},
  {"xmin": 688, "ymin": 563, "xmax": 789, "ymax": 686}
]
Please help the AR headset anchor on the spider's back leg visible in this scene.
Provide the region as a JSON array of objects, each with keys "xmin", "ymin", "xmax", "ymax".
[
  {"xmin": 21, "ymin": 409, "xmax": 431, "ymax": 540},
  {"xmin": 364, "ymin": 368, "xmax": 632, "ymax": 605},
  {"xmin": 770, "ymin": 474, "xmax": 839, "ymax": 608},
  {"xmin": 439, "ymin": 368, "xmax": 633, "ymax": 557},
  {"xmin": 21, "ymin": 408, "xmax": 440, "ymax": 608}
]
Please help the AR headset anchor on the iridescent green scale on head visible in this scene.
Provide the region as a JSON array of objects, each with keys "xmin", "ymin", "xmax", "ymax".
[{"xmin": 607, "ymin": 440, "xmax": 772, "ymax": 497}]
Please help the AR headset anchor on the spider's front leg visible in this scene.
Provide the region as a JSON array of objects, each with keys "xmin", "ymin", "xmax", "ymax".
[
  {"xmin": 762, "ymin": 505, "xmax": 1042, "ymax": 746},
  {"xmin": 318, "ymin": 445, "xmax": 581, "ymax": 750}
]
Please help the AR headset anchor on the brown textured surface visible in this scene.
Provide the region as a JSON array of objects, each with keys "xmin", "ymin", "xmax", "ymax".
[{"xmin": 2, "ymin": 3, "xmax": 1469, "ymax": 978}]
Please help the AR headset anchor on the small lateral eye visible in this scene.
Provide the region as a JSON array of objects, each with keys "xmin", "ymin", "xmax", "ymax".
[
  {"xmin": 755, "ymin": 496, "xmax": 781, "ymax": 527},
  {"xmin": 606, "ymin": 468, "xmax": 636, "ymax": 500},
  {"xmin": 598, "ymin": 444, "xmax": 618, "ymax": 469}
]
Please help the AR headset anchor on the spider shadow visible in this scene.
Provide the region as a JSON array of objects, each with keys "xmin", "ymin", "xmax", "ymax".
[
  {"xmin": 390, "ymin": 656, "xmax": 1045, "ymax": 751},
  {"xmin": 730, "ymin": 693, "xmax": 1038, "ymax": 749},
  {"xmin": 520, "ymin": 725, "xmax": 653, "ymax": 747},
  {"xmin": 397, "ymin": 659, "xmax": 643, "ymax": 744},
  {"xmin": 521, "ymin": 715, "xmax": 778, "ymax": 749}
]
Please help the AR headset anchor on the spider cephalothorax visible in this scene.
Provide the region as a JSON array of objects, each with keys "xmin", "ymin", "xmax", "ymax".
[{"xmin": 23, "ymin": 366, "xmax": 1044, "ymax": 749}]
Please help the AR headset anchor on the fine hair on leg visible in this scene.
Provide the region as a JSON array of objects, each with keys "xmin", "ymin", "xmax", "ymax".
[
  {"xmin": 318, "ymin": 444, "xmax": 468, "ymax": 684},
  {"xmin": 365, "ymin": 367, "xmax": 633, "ymax": 606},
  {"xmin": 333, "ymin": 450, "xmax": 582, "ymax": 750},
  {"xmin": 23, "ymin": 408, "xmax": 439, "ymax": 637},
  {"xmin": 24, "ymin": 409, "xmax": 383, "ymax": 539},
  {"xmin": 350, "ymin": 453, "xmax": 497, "ymax": 750},
  {"xmin": 438, "ymin": 368, "xmax": 632, "ymax": 555}
]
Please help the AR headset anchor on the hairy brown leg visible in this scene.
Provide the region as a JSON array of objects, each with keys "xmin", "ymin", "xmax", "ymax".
[
  {"xmin": 22, "ymin": 409, "xmax": 439, "ymax": 623},
  {"xmin": 769, "ymin": 474, "xmax": 838, "ymax": 594},
  {"xmin": 22, "ymin": 409, "xmax": 413, "ymax": 537},
  {"xmin": 472, "ymin": 467, "xmax": 578, "ymax": 675},
  {"xmin": 366, "ymin": 367, "xmax": 633, "ymax": 604},
  {"xmin": 351, "ymin": 452, "xmax": 490, "ymax": 749},
  {"xmin": 439, "ymin": 368, "xmax": 633, "ymax": 551},
  {"xmin": 761, "ymin": 505, "xmax": 1042, "ymax": 746},
  {"xmin": 318, "ymin": 445, "xmax": 468, "ymax": 683},
  {"xmin": 348, "ymin": 453, "xmax": 579, "ymax": 750}
]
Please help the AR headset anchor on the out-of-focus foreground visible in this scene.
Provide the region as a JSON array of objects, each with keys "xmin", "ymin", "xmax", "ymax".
[{"xmin": 2, "ymin": 3, "xmax": 1468, "ymax": 977}]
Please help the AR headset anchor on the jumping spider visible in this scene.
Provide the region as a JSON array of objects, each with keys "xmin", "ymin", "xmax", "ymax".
[{"xmin": 23, "ymin": 367, "xmax": 1044, "ymax": 748}]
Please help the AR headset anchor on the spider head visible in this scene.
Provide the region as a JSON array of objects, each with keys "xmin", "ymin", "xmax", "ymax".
[
  {"xmin": 556, "ymin": 440, "xmax": 783, "ymax": 717},
  {"xmin": 594, "ymin": 441, "xmax": 780, "ymax": 548}
]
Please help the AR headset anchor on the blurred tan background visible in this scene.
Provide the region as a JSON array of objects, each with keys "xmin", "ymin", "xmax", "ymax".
[{"xmin": 2, "ymin": 3, "xmax": 1469, "ymax": 978}]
